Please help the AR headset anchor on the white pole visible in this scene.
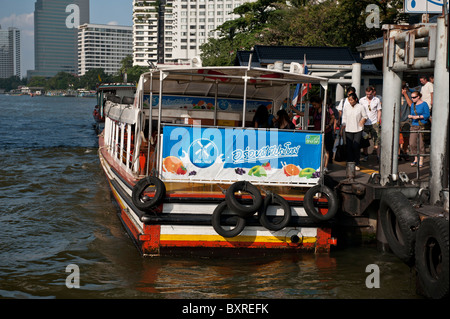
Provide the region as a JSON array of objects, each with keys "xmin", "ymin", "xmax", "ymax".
[
  {"xmin": 429, "ymin": 16, "xmax": 449, "ymax": 204},
  {"xmin": 380, "ymin": 31, "xmax": 403, "ymax": 185}
]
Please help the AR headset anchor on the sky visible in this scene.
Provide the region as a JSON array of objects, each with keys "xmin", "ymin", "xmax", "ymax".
[{"xmin": 0, "ymin": 0, "xmax": 134, "ymax": 77}]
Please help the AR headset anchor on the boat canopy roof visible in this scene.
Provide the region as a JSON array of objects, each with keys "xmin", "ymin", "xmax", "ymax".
[
  {"xmin": 98, "ymin": 83, "xmax": 136, "ymax": 90},
  {"xmin": 139, "ymin": 66, "xmax": 328, "ymax": 101}
]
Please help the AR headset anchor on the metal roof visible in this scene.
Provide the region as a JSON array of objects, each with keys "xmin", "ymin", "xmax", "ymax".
[
  {"xmin": 237, "ymin": 45, "xmax": 359, "ymax": 66},
  {"xmin": 140, "ymin": 66, "xmax": 328, "ymax": 101}
]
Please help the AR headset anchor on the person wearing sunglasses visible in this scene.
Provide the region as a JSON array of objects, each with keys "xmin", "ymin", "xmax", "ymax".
[{"xmin": 402, "ymin": 90, "xmax": 430, "ymax": 168}]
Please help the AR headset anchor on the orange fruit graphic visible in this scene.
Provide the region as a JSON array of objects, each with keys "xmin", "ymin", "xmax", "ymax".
[
  {"xmin": 283, "ymin": 164, "xmax": 300, "ymax": 176},
  {"xmin": 163, "ymin": 156, "xmax": 184, "ymax": 174}
]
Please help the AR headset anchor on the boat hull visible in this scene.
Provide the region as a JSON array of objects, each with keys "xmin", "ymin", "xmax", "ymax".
[{"xmin": 99, "ymin": 138, "xmax": 335, "ymax": 256}]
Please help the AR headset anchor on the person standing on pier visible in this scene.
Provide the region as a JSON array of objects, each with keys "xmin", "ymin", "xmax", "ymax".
[
  {"xmin": 419, "ymin": 75, "xmax": 433, "ymax": 112},
  {"xmin": 402, "ymin": 90, "xmax": 430, "ymax": 168},
  {"xmin": 340, "ymin": 93, "xmax": 368, "ymax": 171},
  {"xmin": 336, "ymin": 86, "xmax": 356, "ymax": 120},
  {"xmin": 359, "ymin": 87, "xmax": 382, "ymax": 162}
]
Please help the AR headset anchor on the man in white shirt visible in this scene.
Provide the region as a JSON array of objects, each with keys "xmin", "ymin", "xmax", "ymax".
[
  {"xmin": 419, "ymin": 75, "xmax": 433, "ymax": 111},
  {"xmin": 359, "ymin": 86, "xmax": 382, "ymax": 161}
]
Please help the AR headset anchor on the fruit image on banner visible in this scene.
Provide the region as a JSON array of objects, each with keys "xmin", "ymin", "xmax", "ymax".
[
  {"xmin": 163, "ymin": 156, "xmax": 187, "ymax": 175},
  {"xmin": 248, "ymin": 165, "xmax": 267, "ymax": 177},
  {"xmin": 283, "ymin": 163, "xmax": 300, "ymax": 177}
]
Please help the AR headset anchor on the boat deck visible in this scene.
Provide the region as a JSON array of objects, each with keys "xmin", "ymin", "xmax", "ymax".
[{"xmin": 327, "ymin": 149, "xmax": 430, "ymax": 184}]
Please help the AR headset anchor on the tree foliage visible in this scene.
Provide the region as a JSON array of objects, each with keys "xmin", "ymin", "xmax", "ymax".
[
  {"xmin": 0, "ymin": 55, "xmax": 149, "ymax": 91},
  {"xmin": 201, "ymin": 0, "xmax": 406, "ymax": 66},
  {"xmin": 201, "ymin": 0, "xmax": 284, "ymax": 66},
  {"xmin": 0, "ymin": 76, "xmax": 26, "ymax": 91}
]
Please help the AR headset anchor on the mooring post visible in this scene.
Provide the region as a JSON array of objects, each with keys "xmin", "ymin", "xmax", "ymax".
[
  {"xmin": 346, "ymin": 162, "xmax": 355, "ymax": 182},
  {"xmin": 429, "ymin": 16, "xmax": 449, "ymax": 205},
  {"xmin": 380, "ymin": 28, "xmax": 403, "ymax": 185}
]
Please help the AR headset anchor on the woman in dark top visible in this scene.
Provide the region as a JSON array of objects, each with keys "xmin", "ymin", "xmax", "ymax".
[
  {"xmin": 252, "ymin": 104, "xmax": 270, "ymax": 128},
  {"xmin": 310, "ymin": 96, "xmax": 335, "ymax": 172},
  {"xmin": 275, "ymin": 109, "xmax": 295, "ymax": 130}
]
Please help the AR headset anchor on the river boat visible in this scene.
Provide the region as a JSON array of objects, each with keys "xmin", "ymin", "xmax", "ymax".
[
  {"xmin": 98, "ymin": 61, "xmax": 339, "ymax": 256},
  {"xmin": 93, "ymin": 83, "xmax": 136, "ymax": 131}
]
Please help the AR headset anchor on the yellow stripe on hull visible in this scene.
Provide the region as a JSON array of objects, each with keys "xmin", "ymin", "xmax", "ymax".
[{"xmin": 160, "ymin": 234, "xmax": 317, "ymax": 243}]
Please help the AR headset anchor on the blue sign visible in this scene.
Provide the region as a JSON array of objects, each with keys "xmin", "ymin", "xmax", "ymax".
[
  {"xmin": 160, "ymin": 125, "xmax": 322, "ymax": 184},
  {"xmin": 404, "ymin": 0, "xmax": 448, "ymax": 13}
]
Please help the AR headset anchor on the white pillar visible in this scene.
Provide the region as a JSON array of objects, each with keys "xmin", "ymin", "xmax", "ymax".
[
  {"xmin": 351, "ymin": 63, "xmax": 362, "ymax": 98},
  {"xmin": 429, "ymin": 16, "xmax": 449, "ymax": 204},
  {"xmin": 380, "ymin": 36, "xmax": 403, "ymax": 185},
  {"xmin": 335, "ymin": 83, "xmax": 345, "ymax": 104}
]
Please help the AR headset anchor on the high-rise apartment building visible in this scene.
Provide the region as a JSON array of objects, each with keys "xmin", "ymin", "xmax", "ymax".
[
  {"xmin": 0, "ymin": 26, "xmax": 21, "ymax": 79},
  {"xmin": 78, "ymin": 24, "xmax": 133, "ymax": 76},
  {"xmin": 31, "ymin": 0, "xmax": 89, "ymax": 78},
  {"xmin": 133, "ymin": 0, "xmax": 256, "ymax": 66}
]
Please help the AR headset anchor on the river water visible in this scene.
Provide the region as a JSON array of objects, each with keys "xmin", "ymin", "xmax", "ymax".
[{"xmin": 0, "ymin": 95, "xmax": 421, "ymax": 301}]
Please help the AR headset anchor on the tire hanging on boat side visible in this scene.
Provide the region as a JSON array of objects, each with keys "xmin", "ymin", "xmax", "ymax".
[
  {"xmin": 131, "ymin": 176, "xmax": 166, "ymax": 212},
  {"xmin": 303, "ymin": 184, "xmax": 338, "ymax": 222},
  {"xmin": 258, "ymin": 193, "xmax": 291, "ymax": 231},
  {"xmin": 379, "ymin": 190, "xmax": 421, "ymax": 266},
  {"xmin": 211, "ymin": 201, "xmax": 246, "ymax": 238},
  {"xmin": 225, "ymin": 181, "xmax": 263, "ymax": 217},
  {"xmin": 414, "ymin": 217, "xmax": 449, "ymax": 299}
]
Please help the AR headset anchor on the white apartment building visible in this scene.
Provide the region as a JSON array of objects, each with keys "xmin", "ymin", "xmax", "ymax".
[
  {"xmin": 133, "ymin": 0, "xmax": 256, "ymax": 66},
  {"xmin": 78, "ymin": 24, "xmax": 133, "ymax": 76}
]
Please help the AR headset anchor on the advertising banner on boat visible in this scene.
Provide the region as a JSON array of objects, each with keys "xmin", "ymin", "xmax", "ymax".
[
  {"xmin": 160, "ymin": 125, "xmax": 322, "ymax": 185},
  {"xmin": 144, "ymin": 94, "xmax": 272, "ymax": 112}
]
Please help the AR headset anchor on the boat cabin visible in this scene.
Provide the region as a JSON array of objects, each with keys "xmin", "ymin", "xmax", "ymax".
[{"xmin": 102, "ymin": 66, "xmax": 329, "ymax": 188}]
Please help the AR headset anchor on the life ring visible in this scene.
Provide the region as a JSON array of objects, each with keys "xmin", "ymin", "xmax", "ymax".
[
  {"xmin": 415, "ymin": 217, "xmax": 449, "ymax": 299},
  {"xmin": 131, "ymin": 176, "xmax": 166, "ymax": 212},
  {"xmin": 379, "ymin": 190, "xmax": 421, "ymax": 266},
  {"xmin": 258, "ymin": 193, "xmax": 291, "ymax": 231},
  {"xmin": 225, "ymin": 181, "xmax": 263, "ymax": 217},
  {"xmin": 303, "ymin": 184, "xmax": 338, "ymax": 222},
  {"xmin": 211, "ymin": 201, "xmax": 246, "ymax": 238}
]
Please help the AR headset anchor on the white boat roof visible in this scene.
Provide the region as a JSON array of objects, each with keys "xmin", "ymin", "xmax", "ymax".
[{"xmin": 140, "ymin": 66, "xmax": 328, "ymax": 101}]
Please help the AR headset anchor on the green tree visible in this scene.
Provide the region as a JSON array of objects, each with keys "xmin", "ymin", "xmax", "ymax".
[
  {"xmin": 261, "ymin": 0, "xmax": 406, "ymax": 49},
  {"xmin": 0, "ymin": 76, "xmax": 26, "ymax": 91},
  {"xmin": 125, "ymin": 65, "xmax": 149, "ymax": 83},
  {"xmin": 119, "ymin": 55, "xmax": 134, "ymax": 75},
  {"xmin": 201, "ymin": 0, "xmax": 406, "ymax": 65},
  {"xmin": 116, "ymin": 55, "xmax": 147, "ymax": 83},
  {"xmin": 27, "ymin": 76, "xmax": 48, "ymax": 88},
  {"xmin": 201, "ymin": 0, "xmax": 285, "ymax": 66},
  {"xmin": 79, "ymin": 68, "xmax": 118, "ymax": 90},
  {"xmin": 46, "ymin": 72, "xmax": 79, "ymax": 90}
]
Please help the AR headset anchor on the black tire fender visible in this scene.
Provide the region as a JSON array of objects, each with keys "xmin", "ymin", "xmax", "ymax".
[
  {"xmin": 415, "ymin": 217, "xmax": 449, "ymax": 299},
  {"xmin": 211, "ymin": 201, "xmax": 246, "ymax": 238},
  {"xmin": 131, "ymin": 176, "xmax": 166, "ymax": 212},
  {"xmin": 258, "ymin": 193, "xmax": 291, "ymax": 231},
  {"xmin": 225, "ymin": 181, "xmax": 263, "ymax": 217},
  {"xmin": 303, "ymin": 184, "xmax": 338, "ymax": 222},
  {"xmin": 379, "ymin": 191, "xmax": 420, "ymax": 265}
]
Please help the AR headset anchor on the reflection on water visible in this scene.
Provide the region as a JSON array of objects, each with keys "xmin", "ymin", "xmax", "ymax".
[{"xmin": 0, "ymin": 95, "xmax": 420, "ymax": 299}]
